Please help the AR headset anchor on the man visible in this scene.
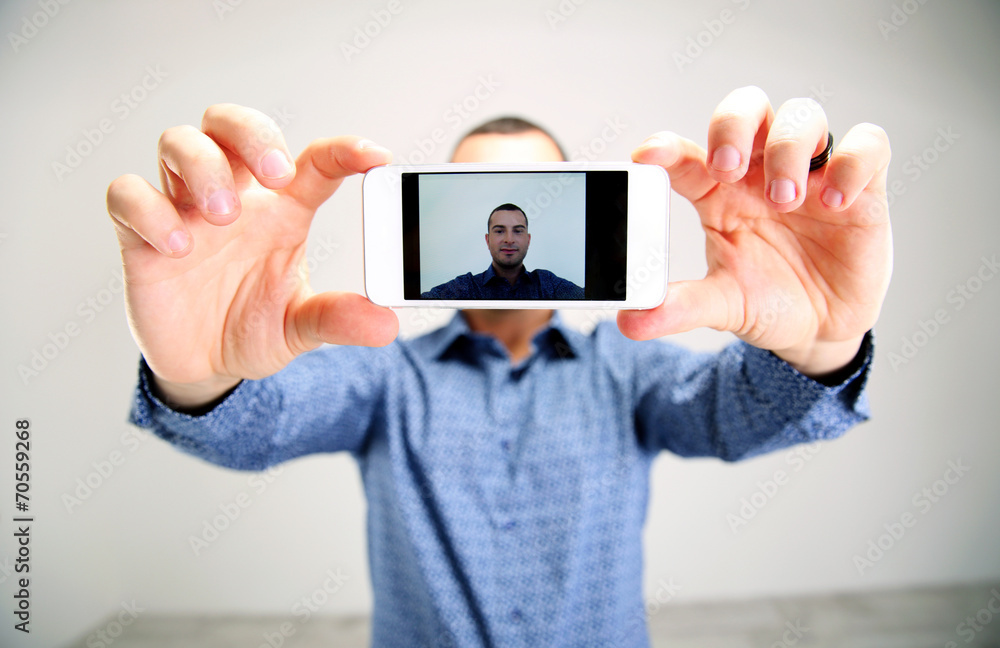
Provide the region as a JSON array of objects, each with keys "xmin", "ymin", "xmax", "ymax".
[
  {"xmin": 421, "ymin": 201, "xmax": 585, "ymax": 299},
  {"xmin": 107, "ymin": 87, "xmax": 891, "ymax": 647}
]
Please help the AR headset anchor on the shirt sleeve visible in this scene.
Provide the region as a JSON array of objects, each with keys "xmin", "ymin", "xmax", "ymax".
[
  {"xmin": 630, "ymin": 331, "xmax": 874, "ymax": 461},
  {"xmin": 128, "ymin": 344, "xmax": 395, "ymax": 471},
  {"xmin": 538, "ymin": 270, "xmax": 584, "ymax": 299},
  {"xmin": 422, "ymin": 274, "xmax": 474, "ymax": 299},
  {"xmin": 556, "ymin": 279, "xmax": 584, "ymax": 299}
]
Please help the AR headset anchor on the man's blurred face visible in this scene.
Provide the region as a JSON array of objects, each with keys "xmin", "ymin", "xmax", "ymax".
[
  {"xmin": 486, "ymin": 209, "xmax": 530, "ymax": 270},
  {"xmin": 451, "ymin": 131, "xmax": 564, "ymax": 164}
]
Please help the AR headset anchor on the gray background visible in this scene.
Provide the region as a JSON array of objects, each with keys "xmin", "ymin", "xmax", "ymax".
[{"xmin": 0, "ymin": 0, "xmax": 997, "ymax": 646}]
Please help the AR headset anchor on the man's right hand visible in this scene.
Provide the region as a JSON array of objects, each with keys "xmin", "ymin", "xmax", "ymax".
[{"xmin": 107, "ymin": 104, "xmax": 399, "ymax": 409}]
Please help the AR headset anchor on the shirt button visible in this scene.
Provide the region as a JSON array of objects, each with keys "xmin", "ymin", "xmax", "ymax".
[{"xmin": 510, "ymin": 608, "xmax": 523, "ymax": 622}]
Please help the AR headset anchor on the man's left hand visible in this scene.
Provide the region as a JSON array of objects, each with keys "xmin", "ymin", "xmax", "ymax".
[{"xmin": 617, "ymin": 86, "xmax": 892, "ymax": 379}]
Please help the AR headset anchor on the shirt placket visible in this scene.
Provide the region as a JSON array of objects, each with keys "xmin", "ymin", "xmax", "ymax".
[{"xmin": 485, "ymin": 349, "xmax": 535, "ymax": 647}]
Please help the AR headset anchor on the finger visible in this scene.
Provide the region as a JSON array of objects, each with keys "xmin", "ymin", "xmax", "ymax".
[
  {"xmin": 107, "ymin": 174, "xmax": 192, "ymax": 257},
  {"xmin": 158, "ymin": 125, "xmax": 242, "ymax": 226},
  {"xmin": 617, "ymin": 276, "xmax": 735, "ymax": 340},
  {"xmin": 200, "ymin": 103, "xmax": 297, "ymax": 190},
  {"xmin": 289, "ymin": 291, "xmax": 399, "ymax": 351},
  {"xmin": 706, "ymin": 85, "xmax": 774, "ymax": 183},
  {"xmin": 631, "ymin": 131, "xmax": 718, "ymax": 205},
  {"xmin": 763, "ymin": 98, "xmax": 829, "ymax": 212},
  {"xmin": 282, "ymin": 137, "xmax": 393, "ymax": 211},
  {"xmin": 815, "ymin": 123, "xmax": 892, "ymax": 216}
]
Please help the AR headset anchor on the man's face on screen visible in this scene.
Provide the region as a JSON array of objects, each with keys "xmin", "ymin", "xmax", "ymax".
[{"xmin": 486, "ymin": 209, "xmax": 530, "ymax": 270}]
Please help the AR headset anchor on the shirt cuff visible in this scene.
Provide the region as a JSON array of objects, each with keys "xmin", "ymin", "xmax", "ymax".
[
  {"xmin": 129, "ymin": 356, "xmax": 262, "ymax": 431},
  {"xmin": 741, "ymin": 330, "xmax": 874, "ymax": 424}
]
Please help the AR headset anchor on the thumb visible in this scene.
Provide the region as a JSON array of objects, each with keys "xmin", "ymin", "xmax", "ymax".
[
  {"xmin": 617, "ymin": 277, "xmax": 734, "ymax": 340},
  {"xmin": 289, "ymin": 291, "xmax": 399, "ymax": 351}
]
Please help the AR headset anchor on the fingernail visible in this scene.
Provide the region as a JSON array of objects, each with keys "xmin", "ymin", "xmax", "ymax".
[
  {"xmin": 261, "ymin": 150, "xmax": 293, "ymax": 179},
  {"xmin": 769, "ymin": 179, "xmax": 796, "ymax": 204},
  {"xmin": 207, "ymin": 190, "xmax": 236, "ymax": 215},
  {"xmin": 640, "ymin": 133, "xmax": 670, "ymax": 148},
  {"xmin": 167, "ymin": 230, "xmax": 190, "ymax": 253},
  {"xmin": 821, "ymin": 187, "xmax": 844, "ymax": 209},
  {"xmin": 357, "ymin": 139, "xmax": 383, "ymax": 150},
  {"xmin": 711, "ymin": 145, "xmax": 740, "ymax": 172}
]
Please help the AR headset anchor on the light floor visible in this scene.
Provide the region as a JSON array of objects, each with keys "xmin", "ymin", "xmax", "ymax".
[{"xmin": 67, "ymin": 581, "xmax": 1000, "ymax": 648}]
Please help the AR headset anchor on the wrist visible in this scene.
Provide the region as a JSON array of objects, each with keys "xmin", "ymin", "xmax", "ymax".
[
  {"xmin": 772, "ymin": 333, "xmax": 867, "ymax": 381},
  {"xmin": 150, "ymin": 372, "xmax": 242, "ymax": 412}
]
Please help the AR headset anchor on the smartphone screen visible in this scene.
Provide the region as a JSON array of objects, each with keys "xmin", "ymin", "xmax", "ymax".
[{"xmin": 401, "ymin": 170, "xmax": 628, "ymax": 301}]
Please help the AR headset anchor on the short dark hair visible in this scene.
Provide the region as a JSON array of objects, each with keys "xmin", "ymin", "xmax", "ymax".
[
  {"xmin": 487, "ymin": 203, "xmax": 527, "ymax": 231},
  {"xmin": 455, "ymin": 116, "xmax": 567, "ymax": 161}
]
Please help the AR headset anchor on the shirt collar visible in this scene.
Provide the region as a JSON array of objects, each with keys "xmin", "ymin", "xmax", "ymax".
[
  {"xmin": 479, "ymin": 264, "xmax": 498, "ymax": 286},
  {"xmin": 426, "ymin": 310, "xmax": 582, "ymax": 361},
  {"xmin": 480, "ymin": 264, "xmax": 532, "ymax": 287}
]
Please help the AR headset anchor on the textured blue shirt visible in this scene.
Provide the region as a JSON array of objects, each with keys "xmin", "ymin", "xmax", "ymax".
[
  {"xmin": 130, "ymin": 313, "xmax": 872, "ymax": 648},
  {"xmin": 421, "ymin": 265, "xmax": 584, "ymax": 299}
]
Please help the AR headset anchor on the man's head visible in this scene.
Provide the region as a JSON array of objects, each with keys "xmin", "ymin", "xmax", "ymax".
[
  {"xmin": 451, "ymin": 116, "xmax": 564, "ymax": 319},
  {"xmin": 451, "ymin": 116, "xmax": 565, "ymax": 164},
  {"xmin": 452, "ymin": 117, "xmax": 563, "ymax": 276},
  {"xmin": 486, "ymin": 203, "xmax": 530, "ymax": 271}
]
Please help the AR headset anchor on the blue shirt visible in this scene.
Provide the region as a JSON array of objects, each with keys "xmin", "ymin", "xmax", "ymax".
[
  {"xmin": 421, "ymin": 265, "xmax": 585, "ymax": 299},
  {"xmin": 130, "ymin": 314, "xmax": 872, "ymax": 648}
]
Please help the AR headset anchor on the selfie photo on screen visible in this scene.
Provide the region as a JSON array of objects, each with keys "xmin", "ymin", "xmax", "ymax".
[
  {"xmin": 403, "ymin": 170, "xmax": 629, "ymax": 300},
  {"xmin": 417, "ymin": 172, "xmax": 585, "ymax": 299}
]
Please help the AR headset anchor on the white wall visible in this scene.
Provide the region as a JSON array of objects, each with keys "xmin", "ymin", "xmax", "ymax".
[{"xmin": 1, "ymin": 1, "xmax": 998, "ymax": 646}]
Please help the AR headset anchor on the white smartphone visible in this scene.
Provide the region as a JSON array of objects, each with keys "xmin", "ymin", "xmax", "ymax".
[{"xmin": 362, "ymin": 162, "xmax": 669, "ymax": 309}]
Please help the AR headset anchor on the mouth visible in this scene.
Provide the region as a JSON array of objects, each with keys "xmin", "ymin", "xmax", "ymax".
[{"xmin": 500, "ymin": 248, "xmax": 518, "ymax": 254}]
